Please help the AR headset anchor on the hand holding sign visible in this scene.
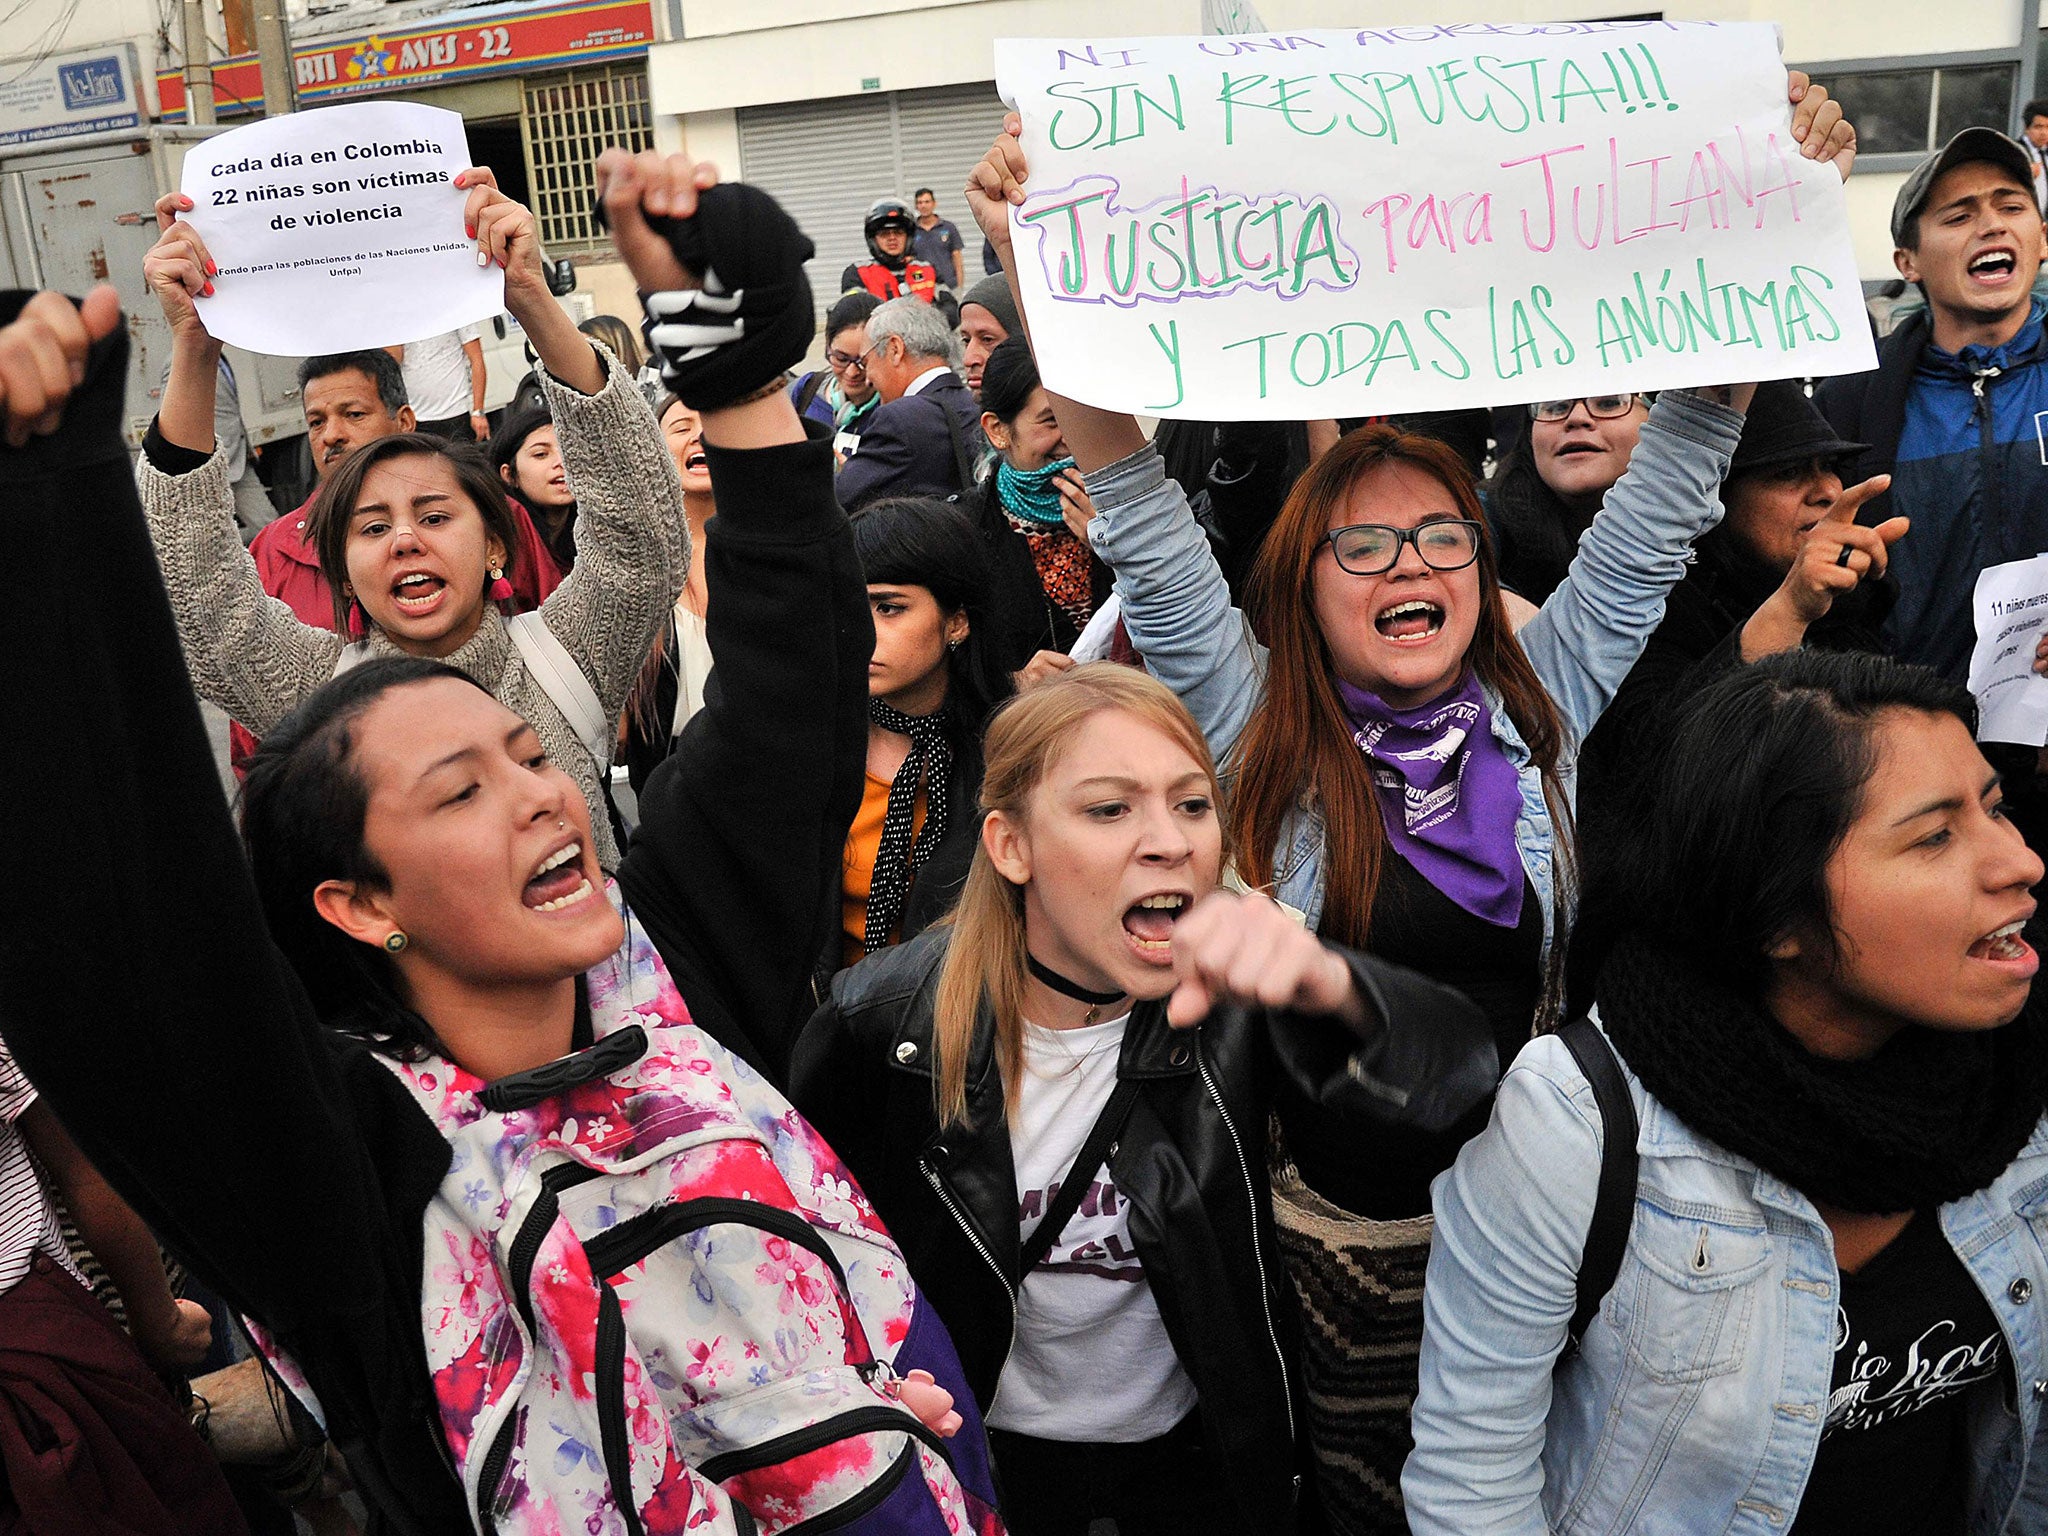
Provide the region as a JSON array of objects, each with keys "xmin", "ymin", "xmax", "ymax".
[
  {"xmin": 458, "ymin": 165, "xmax": 551, "ymax": 307},
  {"xmin": 1785, "ymin": 71, "xmax": 1857, "ymax": 180},
  {"xmin": 964, "ymin": 113, "xmax": 1031, "ymax": 271},
  {"xmin": 142, "ymin": 194, "xmax": 214, "ymax": 345}
]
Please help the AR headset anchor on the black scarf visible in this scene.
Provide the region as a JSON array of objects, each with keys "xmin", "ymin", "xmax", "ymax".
[
  {"xmin": 865, "ymin": 699, "xmax": 952, "ymax": 955},
  {"xmin": 1598, "ymin": 932, "xmax": 2048, "ymax": 1213}
]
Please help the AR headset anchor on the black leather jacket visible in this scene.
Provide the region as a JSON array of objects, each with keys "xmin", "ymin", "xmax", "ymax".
[{"xmin": 790, "ymin": 927, "xmax": 1497, "ymax": 1531}]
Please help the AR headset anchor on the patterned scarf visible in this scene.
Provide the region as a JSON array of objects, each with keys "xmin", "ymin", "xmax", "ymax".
[
  {"xmin": 865, "ymin": 699, "xmax": 953, "ymax": 954},
  {"xmin": 837, "ymin": 388, "xmax": 880, "ymax": 435},
  {"xmin": 996, "ymin": 455, "xmax": 1077, "ymax": 527},
  {"xmin": 1336, "ymin": 670, "xmax": 1526, "ymax": 928}
]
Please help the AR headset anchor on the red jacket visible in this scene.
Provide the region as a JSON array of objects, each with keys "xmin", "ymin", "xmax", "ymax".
[
  {"xmin": 230, "ymin": 493, "xmax": 564, "ymax": 769},
  {"xmin": 849, "ymin": 259, "xmax": 941, "ymax": 305}
]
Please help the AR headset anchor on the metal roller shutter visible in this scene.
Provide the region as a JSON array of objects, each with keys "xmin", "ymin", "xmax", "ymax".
[
  {"xmin": 895, "ymin": 82, "xmax": 1011, "ymax": 283},
  {"xmin": 738, "ymin": 81, "xmax": 1009, "ymax": 314}
]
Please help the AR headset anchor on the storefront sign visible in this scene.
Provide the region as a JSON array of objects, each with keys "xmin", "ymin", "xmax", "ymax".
[
  {"xmin": 187, "ymin": 102, "xmax": 501, "ymax": 355},
  {"xmin": 160, "ymin": 0, "xmax": 652, "ymax": 119},
  {"xmin": 0, "ymin": 44, "xmax": 143, "ymax": 147}
]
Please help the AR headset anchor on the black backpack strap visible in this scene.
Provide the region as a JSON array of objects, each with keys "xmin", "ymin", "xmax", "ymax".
[
  {"xmin": 1015, "ymin": 1076, "xmax": 1140, "ymax": 1282},
  {"xmin": 793, "ymin": 369, "xmax": 827, "ymax": 415},
  {"xmin": 1554, "ymin": 1015, "xmax": 1638, "ymax": 1352},
  {"xmin": 939, "ymin": 394, "xmax": 980, "ymax": 495}
]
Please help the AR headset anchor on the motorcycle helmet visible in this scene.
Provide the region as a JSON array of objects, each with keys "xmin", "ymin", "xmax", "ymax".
[{"xmin": 863, "ymin": 196, "xmax": 918, "ymax": 267}]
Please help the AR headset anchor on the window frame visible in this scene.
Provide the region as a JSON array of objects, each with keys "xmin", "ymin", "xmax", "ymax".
[{"xmin": 1800, "ymin": 47, "xmax": 2025, "ymax": 173}]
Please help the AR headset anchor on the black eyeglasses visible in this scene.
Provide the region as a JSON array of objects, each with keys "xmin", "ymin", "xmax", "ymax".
[
  {"xmin": 1528, "ymin": 393, "xmax": 1645, "ymax": 423},
  {"xmin": 1323, "ymin": 520, "xmax": 1483, "ymax": 576}
]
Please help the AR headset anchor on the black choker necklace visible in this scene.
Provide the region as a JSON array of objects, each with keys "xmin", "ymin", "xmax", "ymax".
[{"xmin": 1027, "ymin": 955, "xmax": 1127, "ymax": 1019}]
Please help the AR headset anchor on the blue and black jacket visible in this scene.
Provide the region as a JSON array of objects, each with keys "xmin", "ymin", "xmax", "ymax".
[{"xmin": 1816, "ymin": 302, "xmax": 2048, "ymax": 681}]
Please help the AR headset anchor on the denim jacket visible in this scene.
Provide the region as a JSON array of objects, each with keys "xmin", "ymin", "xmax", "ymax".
[
  {"xmin": 1085, "ymin": 392, "xmax": 1744, "ymax": 961},
  {"xmin": 1404, "ymin": 1026, "xmax": 2048, "ymax": 1534}
]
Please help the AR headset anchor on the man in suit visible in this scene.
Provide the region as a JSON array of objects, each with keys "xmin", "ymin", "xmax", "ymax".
[
  {"xmin": 835, "ymin": 296, "xmax": 985, "ymax": 510},
  {"xmin": 2022, "ymin": 99, "xmax": 2048, "ymax": 214}
]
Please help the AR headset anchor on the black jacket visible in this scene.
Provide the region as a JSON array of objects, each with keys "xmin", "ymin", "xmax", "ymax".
[
  {"xmin": 0, "ymin": 305, "xmax": 872, "ymax": 1536},
  {"xmin": 1812, "ymin": 309, "xmax": 1924, "ymax": 528},
  {"xmin": 1567, "ymin": 533, "xmax": 1891, "ymax": 1015},
  {"xmin": 963, "ymin": 478, "xmax": 1113, "ymax": 675},
  {"xmin": 898, "ymin": 723, "xmax": 985, "ymax": 946},
  {"xmin": 836, "ymin": 370, "xmax": 984, "ymax": 511},
  {"xmin": 1579, "ymin": 531, "xmax": 1893, "ymax": 814},
  {"xmin": 790, "ymin": 928, "xmax": 1498, "ymax": 1531}
]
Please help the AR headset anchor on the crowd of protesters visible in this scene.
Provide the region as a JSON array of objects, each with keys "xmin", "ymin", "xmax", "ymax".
[{"xmin": 1, "ymin": 54, "xmax": 2048, "ymax": 1536}]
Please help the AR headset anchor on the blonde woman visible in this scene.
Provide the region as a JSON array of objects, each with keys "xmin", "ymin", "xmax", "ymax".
[{"xmin": 791, "ymin": 664, "xmax": 1495, "ymax": 1536}]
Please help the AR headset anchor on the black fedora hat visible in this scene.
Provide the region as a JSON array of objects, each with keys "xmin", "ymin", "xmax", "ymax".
[{"xmin": 1727, "ymin": 380, "xmax": 1866, "ymax": 479}]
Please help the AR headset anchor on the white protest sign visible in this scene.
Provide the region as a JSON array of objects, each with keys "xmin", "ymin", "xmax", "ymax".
[
  {"xmin": 1969, "ymin": 555, "xmax": 2048, "ymax": 746},
  {"xmin": 184, "ymin": 102, "xmax": 500, "ymax": 356},
  {"xmin": 995, "ymin": 23, "xmax": 1876, "ymax": 419}
]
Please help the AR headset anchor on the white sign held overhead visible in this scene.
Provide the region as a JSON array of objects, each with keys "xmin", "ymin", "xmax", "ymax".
[
  {"xmin": 184, "ymin": 102, "xmax": 502, "ymax": 357},
  {"xmin": 994, "ymin": 23, "xmax": 1875, "ymax": 420}
]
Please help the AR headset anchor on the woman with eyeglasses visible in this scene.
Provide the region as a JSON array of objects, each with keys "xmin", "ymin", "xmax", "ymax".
[
  {"xmin": 792, "ymin": 291, "xmax": 884, "ymax": 459},
  {"xmin": 1485, "ymin": 391, "xmax": 1652, "ymax": 605},
  {"xmin": 965, "ymin": 66, "xmax": 1856, "ymax": 1534}
]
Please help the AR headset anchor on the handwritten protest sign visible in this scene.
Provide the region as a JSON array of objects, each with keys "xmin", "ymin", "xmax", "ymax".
[
  {"xmin": 1969, "ymin": 556, "xmax": 2048, "ymax": 746},
  {"xmin": 994, "ymin": 23, "xmax": 1875, "ymax": 419},
  {"xmin": 184, "ymin": 101, "xmax": 500, "ymax": 356}
]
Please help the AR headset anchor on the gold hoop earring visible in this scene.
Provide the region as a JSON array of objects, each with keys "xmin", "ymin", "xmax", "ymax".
[{"xmin": 383, "ymin": 932, "xmax": 409, "ymax": 954}]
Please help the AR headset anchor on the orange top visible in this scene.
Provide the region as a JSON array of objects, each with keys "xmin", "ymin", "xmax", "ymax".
[{"xmin": 842, "ymin": 770, "xmax": 927, "ymax": 968}]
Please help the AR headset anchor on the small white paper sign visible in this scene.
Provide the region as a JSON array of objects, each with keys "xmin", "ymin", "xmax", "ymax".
[
  {"xmin": 1070, "ymin": 591, "xmax": 1123, "ymax": 661},
  {"xmin": 1968, "ymin": 555, "xmax": 2048, "ymax": 746},
  {"xmin": 185, "ymin": 102, "xmax": 500, "ymax": 356},
  {"xmin": 995, "ymin": 22, "xmax": 1875, "ymax": 419}
]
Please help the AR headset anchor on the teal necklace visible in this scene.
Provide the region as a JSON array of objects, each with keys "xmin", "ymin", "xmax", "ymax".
[{"xmin": 996, "ymin": 455, "xmax": 1077, "ymax": 528}]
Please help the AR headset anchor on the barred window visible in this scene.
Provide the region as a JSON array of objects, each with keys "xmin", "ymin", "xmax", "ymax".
[
  {"xmin": 1812, "ymin": 63, "xmax": 2016, "ymax": 157},
  {"xmin": 521, "ymin": 65, "xmax": 654, "ymax": 251}
]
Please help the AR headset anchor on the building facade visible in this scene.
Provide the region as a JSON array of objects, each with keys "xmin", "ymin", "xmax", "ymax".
[
  {"xmin": 646, "ymin": 0, "xmax": 2047, "ymax": 295},
  {"xmin": 0, "ymin": 0, "xmax": 2038, "ymax": 335}
]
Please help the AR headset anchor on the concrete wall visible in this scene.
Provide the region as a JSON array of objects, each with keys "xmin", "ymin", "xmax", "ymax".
[{"xmin": 649, "ymin": 0, "xmax": 1195, "ymax": 113}]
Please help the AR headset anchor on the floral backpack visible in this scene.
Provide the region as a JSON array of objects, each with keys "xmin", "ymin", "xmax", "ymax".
[{"xmin": 279, "ymin": 899, "xmax": 1005, "ymax": 1535}]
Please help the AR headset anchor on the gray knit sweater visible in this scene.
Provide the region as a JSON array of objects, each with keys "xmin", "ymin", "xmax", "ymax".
[{"xmin": 140, "ymin": 345, "xmax": 686, "ymax": 869}]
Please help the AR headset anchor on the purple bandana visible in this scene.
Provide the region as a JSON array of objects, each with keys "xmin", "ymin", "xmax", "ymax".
[{"xmin": 1335, "ymin": 670, "xmax": 1526, "ymax": 928}]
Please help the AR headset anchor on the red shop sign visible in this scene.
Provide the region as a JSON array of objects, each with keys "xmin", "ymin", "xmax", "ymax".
[{"xmin": 160, "ymin": 0, "xmax": 652, "ymax": 118}]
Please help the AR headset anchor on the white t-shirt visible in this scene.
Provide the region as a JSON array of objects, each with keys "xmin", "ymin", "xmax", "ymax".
[
  {"xmin": 987, "ymin": 1014, "xmax": 1199, "ymax": 1441},
  {"xmin": 0, "ymin": 1039, "xmax": 81, "ymax": 1298},
  {"xmin": 399, "ymin": 324, "xmax": 484, "ymax": 421}
]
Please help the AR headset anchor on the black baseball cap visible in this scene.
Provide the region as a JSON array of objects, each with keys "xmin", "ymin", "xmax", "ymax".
[{"xmin": 1891, "ymin": 127, "xmax": 2037, "ymax": 246}]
